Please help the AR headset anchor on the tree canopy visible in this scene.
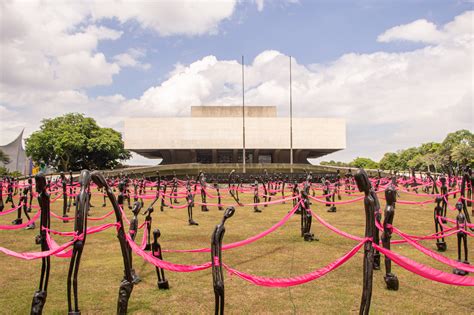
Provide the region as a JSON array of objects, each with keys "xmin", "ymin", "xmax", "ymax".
[
  {"xmin": 321, "ymin": 129, "xmax": 474, "ymax": 172},
  {"xmin": 25, "ymin": 113, "xmax": 131, "ymax": 171}
]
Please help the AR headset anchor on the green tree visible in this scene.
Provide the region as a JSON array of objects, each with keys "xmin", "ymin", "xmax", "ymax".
[
  {"xmin": 379, "ymin": 152, "xmax": 399, "ymax": 171},
  {"xmin": 439, "ymin": 129, "xmax": 474, "ymax": 162},
  {"xmin": 350, "ymin": 157, "xmax": 379, "ymax": 169},
  {"xmin": 0, "ymin": 149, "xmax": 10, "ymax": 164},
  {"xmin": 25, "ymin": 113, "xmax": 131, "ymax": 171},
  {"xmin": 451, "ymin": 142, "xmax": 474, "ymax": 165}
]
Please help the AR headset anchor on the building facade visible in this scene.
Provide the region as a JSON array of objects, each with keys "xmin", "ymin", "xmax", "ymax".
[
  {"xmin": 124, "ymin": 106, "xmax": 346, "ymax": 164},
  {"xmin": 0, "ymin": 130, "xmax": 31, "ymax": 175}
]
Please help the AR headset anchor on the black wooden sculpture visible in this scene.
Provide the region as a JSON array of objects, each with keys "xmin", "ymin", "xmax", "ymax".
[
  {"xmin": 0, "ymin": 180, "xmax": 4, "ymax": 212},
  {"xmin": 453, "ymin": 201, "xmax": 470, "ymax": 276},
  {"xmin": 90, "ymin": 171, "xmax": 134, "ymax": 315},
  {"xmin": 66, "ymin": 170, "xmax": 91, "ymax": 315},
  {"xmin": 382, "ymin": 178, "xmax": 399, "ymax": 290},
  {"xmin": 253, "ymin": 177, "xmax": 262, "ymax": 213},
  {"xmin": 355, "ymin": 168, "xmax": 380, "ymax": 315},
  {"xmin": 60, "ymin": 172, "xmax": 68, "ymax": 222},
  {"xmin": 31, "ymin": 173, "xmax": 51, "ymax": 315},
  {"xmin": 214, "ymin": 178, "xmax": 224, "ymax": 211},
  {"xmin": 152, "ymin": 229, "xmax": 170, "ymax": 289},
  {"xmin": 128, "ymin": 201, "xmax": 142, "ymax": 284},
  {"xmin": 432, "ymin": 196, "xmax": 447, "ymax": 252},
  {"xmin": 199, "ymin": 171, "xmax": 209, "ymax": 212},
  {"xmin": 301, "ymin": 177, "xmax": 317, "ymax": 242},
  {"xmin": 142, "ymin": 184, "xmax": 160, "ymax": 250},
  {"xmin": 460, "ymin": 166, "xmax": 473, "ymax": 230},
  {"xmin": 186, "ymin": 181, "xmax": 198, "ymax": 225},
  {"xmin": 211, "ymin": 206, "xmax": 235, "ymax": 315}
]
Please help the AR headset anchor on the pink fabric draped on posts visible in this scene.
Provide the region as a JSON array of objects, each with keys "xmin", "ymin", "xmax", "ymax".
[
  {"xmin": 163, "ymin": 201, "xmax": 302, "ymax": 253},
  {"xmin": 223, "ymin": 240, "xmax": 366, "ymax": 287},
  {"xmin": 0, "ymin": 203, "xmax": 23, "ymax": 216},
  {"xmin": 49, "ymin": 209, "xmax": 115, "ymax": 221},
  {"xmin": 308, "ymin": 194, "xmax": 365, "ymax": 205},
  {"xmin": 392, "ymin": 228, "xmax": 474, "ymax": 273},
  {"xmin": 373, "ymin": 243, "xmax": 474, "ymax": 286},
  {"xmin": 125, "ymin": 233, "xmax": 212, "ymax": 272},
  {"xmin": 45, "ymin": 222, "xmax": 119, "ymax": 237},
  {"xmin": 0, "ymin": 210, "xmax": 40, "ymax": 230},
  {"xmin": 195, "ymin": 195, "xmax": 297, "ymax": 208},
  {"xmin": 311, "ymin": 212, "xmax": 364, "ymax": 241},
  {"xmin": 45, "ymin": 232, "xmax": 73, "ymax": 258},
  {"xmin": 0, "ymin": 236, "xmax": 76, "ymax": 260}
]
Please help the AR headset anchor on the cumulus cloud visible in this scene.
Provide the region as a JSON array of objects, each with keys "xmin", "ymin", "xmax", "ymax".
[
  {"xmin": 120, "ymin": 11, "xmax": 473, "ymax": 162},
  {"xmin": 113, "ymin": 49, "xmax": 151, "ymax": 70},
  {"xmin": 89, "ymin": 0, "xmax": 237, "ymax": 36},
  {"xmin": 0, "ymin": 0, "xmax": 241, "ymax": 146},
  {"xmin": 0, "ymin": 8, "xmax": 472, "ymax": 166}
]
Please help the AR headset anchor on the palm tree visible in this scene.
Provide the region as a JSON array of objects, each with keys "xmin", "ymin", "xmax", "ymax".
[{"xmin": 0, "ymin": 149, "xmax": 10, "ymax": 164}]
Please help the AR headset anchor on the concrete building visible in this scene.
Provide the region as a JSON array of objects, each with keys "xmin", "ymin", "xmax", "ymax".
[
  {"xmin": 0, "ymin": 129, "xmax": 31, "ymax": 175},
  {"xmin": 124, "ymin": 106, "xmax": 346, "ymax": 164}
]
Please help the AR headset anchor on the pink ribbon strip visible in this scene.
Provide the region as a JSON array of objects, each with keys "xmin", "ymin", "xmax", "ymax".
[
  {"xmin": 0, "ymin": 211, "xmax": 40, "ymax": 230},
  {"xmin": 223, "ymin": 240, "xmax": 365, "ymax": 287},
  {"xmin": 126, "ymin": 233, "xmax": 212, "ymax": 272},
  {"xmin": 373, "ymin": 243, "xmax": 474, "ymax": 286},
  {"xmin": 163, "ymin": 201, "xmax": 302, "ymax": 253},
  {"xmin": 0, "ymin": 236, "xmax": 75, "ymax": 260}
]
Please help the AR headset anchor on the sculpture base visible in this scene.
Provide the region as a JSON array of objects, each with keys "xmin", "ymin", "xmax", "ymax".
[
  {"xmin": 384, "ymin": 273, "xmax": 399, "ymax": 291},
  {"xmin": 158, "ymin": 280, "xmax": 170, "ymax": 290},
  {"xmin": 25, "ymin": 223, "xmax": 35, "ymax": 230},
  {"xmin": 373, "ymin": 252, "xmax": 381, "ymax": 270},
  {"xmin": 453, "ymin": 261, "xmax": 470, "ymax": 276},
  {"xmin": 131, "ymin": 269, "xmax": 141, "ymax": 284},
  {"xmin": 12, "ymin": 218, "xmax": 23, "ymax": 225},
  {"xmin": 304, "ymin": 233, "xmax": 319, "ymax": 242},
  {"xmin": 31, "ymin": 290, "xmax": 47, "ymax": 315},
  {"xmin": 436, "ymin": 242, "xmax": 447, "ymax": 252}
]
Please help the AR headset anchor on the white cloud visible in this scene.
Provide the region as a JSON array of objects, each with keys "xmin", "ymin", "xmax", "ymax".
[
  {"xmin": 120, "ymin": 11, "xmax": 473, "ymax": 162},
  {"xmin": 89, "ymin": 0, "xmax": 237, "ymax": 36},
  {"xmin": 377, "ymin": 11, "xmax": 474, "ymax": 45},
  {"xmin": 113, "ymin": 49, "xmax": 151, "ymax": 70},
  {"xmin": 377, "ymin": 19, "xmax": 443, "ymax": 43},
  {"xmin": 1, "ymin": 8, "xmax": 472, "ymax": 166}
]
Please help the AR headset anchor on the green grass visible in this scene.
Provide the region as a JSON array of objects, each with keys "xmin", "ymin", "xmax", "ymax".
[{"xmin": 0, "ymin": 188, "xmax": 473, "ymax": 314}]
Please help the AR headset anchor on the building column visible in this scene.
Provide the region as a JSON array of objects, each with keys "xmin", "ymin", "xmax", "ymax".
[
  {"xmin": 253, "ymin": 149, "xmax": 259, "ymax": 163},
  {"xmin": 212, "ymin": 150, "xmax": 217, "ymax": 163},
  {"xmin": 232, "ymin": 149, "xmax": 238, "ymax": 163},
  {"xmin": 273, "ymin": 149, "xmax": 281, "ymax": 163}
]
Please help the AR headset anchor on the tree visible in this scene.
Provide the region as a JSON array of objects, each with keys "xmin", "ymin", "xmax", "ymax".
[
  {"xmin": 379, "ymin": 152, "xmax": 399, "ymax": 171},
  {"xmin": 439, "ymin": 129, "xmax": 474, "ymax": 162},
  {"xmin": 0, "ymin": 149, "xmax": 10, "ymax": 164},
  {"xmin": 452, "ymin": 142, "xmax": 474, "ymax": 165},
  {"xmin": 25, "ymin": 113, "xmax": 131, "ymax": 171},
  {"xmin": 350, "ymin": 157, "xmax": 379, "ymax": 169}
]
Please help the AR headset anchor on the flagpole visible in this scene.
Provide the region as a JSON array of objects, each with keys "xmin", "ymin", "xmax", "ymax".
[
  {"xmin": 242, "ymin": 55, "xmax": 246, "ymax": 174},
  {"xmin": 289, "ymin": 56, "xmax": 293, "ymax": 173}
]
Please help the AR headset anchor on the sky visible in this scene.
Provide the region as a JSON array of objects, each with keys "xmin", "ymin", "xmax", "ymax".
[{"xmin": 0, "ymin": 0, "xmax": 473, "ymax": 165}]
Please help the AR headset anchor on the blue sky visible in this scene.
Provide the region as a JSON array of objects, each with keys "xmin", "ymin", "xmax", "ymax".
[
  {"xmin": 1, "ymin": 0, "xmax": 472, "ymax": 165},
  {"xmin": 89, "ymin": 0, "xmax": 471, "ymax": 99}
]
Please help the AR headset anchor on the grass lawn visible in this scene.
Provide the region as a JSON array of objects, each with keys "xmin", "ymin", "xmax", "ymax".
[{"xmin": 0, "ymin": 185, "xmax": 472, "ymax": 314}]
